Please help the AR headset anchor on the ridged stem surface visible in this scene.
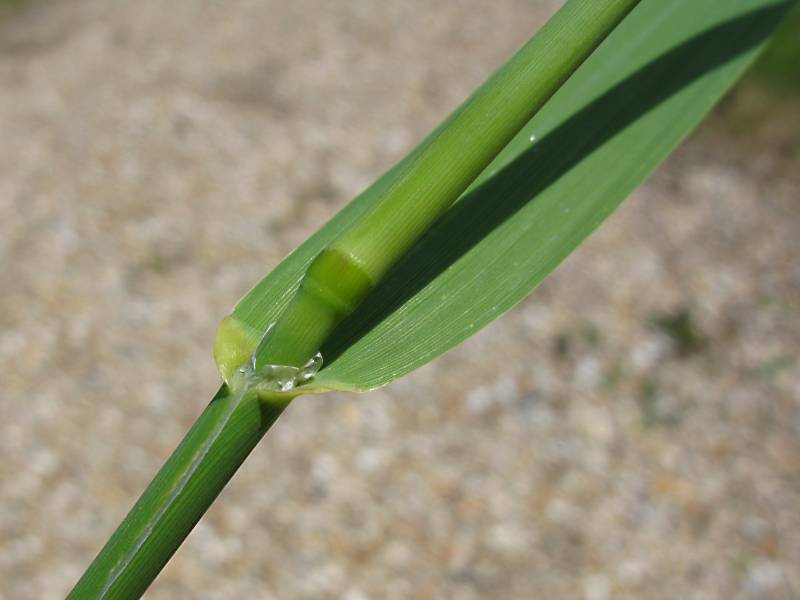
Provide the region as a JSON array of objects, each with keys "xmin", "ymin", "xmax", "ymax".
[{"xmin": 68, "ymin": 387, "xmax": 286, "ymax": 599}]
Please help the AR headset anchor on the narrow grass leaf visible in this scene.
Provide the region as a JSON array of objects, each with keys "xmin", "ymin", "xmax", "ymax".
[{"xmin": 222, "ymin": 0, "xmax": 792, "ymax": 393}]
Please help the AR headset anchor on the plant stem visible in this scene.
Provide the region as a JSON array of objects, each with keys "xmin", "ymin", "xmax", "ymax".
[
  {"xmin": 68, "ymin": 386, "xmax": 286, "ymax": 600},
  {"xmin": 70, "ymin": 1, "xmax": 641, "ymax": 597},
  {"xmin": 253, "ymin": 0, "xmax": 642, "ymax": 372}
]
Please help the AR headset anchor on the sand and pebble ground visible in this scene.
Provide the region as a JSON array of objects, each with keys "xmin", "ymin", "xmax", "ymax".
[{"xmin": 1, "ymin": 1, "xmax": 798, "ymax": 598}]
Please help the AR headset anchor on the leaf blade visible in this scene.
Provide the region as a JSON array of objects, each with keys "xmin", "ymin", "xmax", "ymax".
[{"xmin": 222, "ymin": 0, "xmax": 793, "ymax": 393}]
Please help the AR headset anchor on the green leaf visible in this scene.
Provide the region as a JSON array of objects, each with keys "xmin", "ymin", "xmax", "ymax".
[
  {"xmin": 219, "ymin": 0, "xmax": 793, "ymax": 394},
  {"xmin": 230, "ymin": 0, "xmax": 642, "ymax": 378}
]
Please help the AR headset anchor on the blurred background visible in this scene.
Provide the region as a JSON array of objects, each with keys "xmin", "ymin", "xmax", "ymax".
[{"xmin": 0, "ymin": 1, "xmax": 798, "ymax": 598}]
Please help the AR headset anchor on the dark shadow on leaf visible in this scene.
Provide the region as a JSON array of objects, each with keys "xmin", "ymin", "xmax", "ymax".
[{"xmin": 321, "ymin": 3, "xmax": 792, "ymax": 368}]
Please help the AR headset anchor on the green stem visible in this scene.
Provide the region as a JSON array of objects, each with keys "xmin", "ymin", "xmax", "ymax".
[
  {"xmin": 70, "ymin": 1, "xmax": 642, "ymax": 597},
  {"xmin": 254, "ymin": 0, "xmax": 642, "ymax": 371},
  {"xmin": 67, "ymin": 387, "xmax": 287, "ymax": 600}
]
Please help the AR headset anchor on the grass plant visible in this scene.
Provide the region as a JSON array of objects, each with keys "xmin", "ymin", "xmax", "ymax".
[{"xmin": 68, "ymin": 0, "xmax": 794, "ymax": 597}]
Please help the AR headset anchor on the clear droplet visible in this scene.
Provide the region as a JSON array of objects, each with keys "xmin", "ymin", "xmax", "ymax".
[
  {"xmin": 230, "ymin": 323, "xmax": 323, "ymax": 395},
  {"xmin": 529, "ymin": 133, "xmax": 537, "ymax": 142},
  {"xmin": 298, "ymin": 352, "xmax": 323, "ymax": 383},
  {"xmin": 251, "ymin": 352, "xmax": 323, "ymax": 394}
]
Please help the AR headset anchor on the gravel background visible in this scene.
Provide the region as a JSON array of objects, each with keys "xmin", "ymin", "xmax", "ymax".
[{"xmin": 1, "ymin": 1, "xmax": 798, "ymax": 598}]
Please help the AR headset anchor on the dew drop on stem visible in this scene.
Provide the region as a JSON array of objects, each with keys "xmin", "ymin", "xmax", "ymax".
[{"xmin": 231, "ymin": 323, "xmax": 323, "ymax": 395}]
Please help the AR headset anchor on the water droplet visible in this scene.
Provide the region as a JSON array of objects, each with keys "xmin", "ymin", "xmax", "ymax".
[
  {"xmin": 253, "ymin": 352, "xmax": 323, "ymax": 393},
  {"xmin": 529, "ymin": 133, "xmax": 537, "ymax": 142},
  {"xmin": 298, "ymin": 352, "xmax": 323, "ymax": 383},
  {"xmin": 231, "ymin": 324, "xmax": 323, "ymax": 395}
]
